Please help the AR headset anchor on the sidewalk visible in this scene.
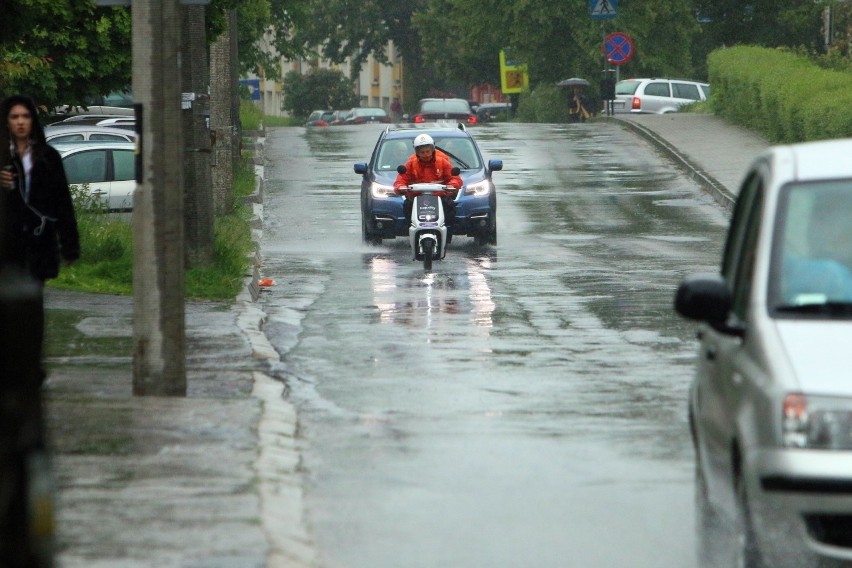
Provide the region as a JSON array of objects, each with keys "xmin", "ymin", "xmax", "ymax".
[
  {"xmin": 41, "ymin": 114, "xmax": 770, "ymax": 567},
  {"xmin": 610, "ymin": 113, "xmax": 770, "ymax": 210},
  {"xmin": 43, "ymin": 134, "xmax": 316, "ymax": 568}
]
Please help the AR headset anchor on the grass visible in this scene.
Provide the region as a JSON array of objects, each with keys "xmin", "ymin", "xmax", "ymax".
[{"xmin": 49, "ymin": 109, "xmax": 260, "ymax": 300}]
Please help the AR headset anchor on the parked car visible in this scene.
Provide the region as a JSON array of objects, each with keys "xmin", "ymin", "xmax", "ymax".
[
  {"xmin": 45, "ymin": 124, "xmax": 137, "ymax": 144},
  {"xmin": 54, "ymin": 141, "xmax": 136, "ymax": 212},
  {"xmin": 613, "ymin": 78, "xmax": 709, "ymax": 114},
  {"xmin": 674, "ymin": 137, "xmax": 852, "ymax": 568},
  {"xmin": 412, "ymin": 98, "xmax": 478, "ymax": 125},
  {"xmin": 95, "ymin": 117, "xmax": 136, "ymax": 131},
  {"xmin": 476, "ymin": 102, "xmax": 512, "ymax": 122},
  {"xmin": 305, "ymin": 110, "xmax": 334, "ymax": 127},
  {"xmin": 329, "ymin": 109, "xmax": 352, "ymax": 125},
  {"xmin": 344, "ymin": 107, "xmax": 391, "ymax": 125},
  {"xmin": 354, "ymin": 125, "xmax": 502, "ymax": 245}
]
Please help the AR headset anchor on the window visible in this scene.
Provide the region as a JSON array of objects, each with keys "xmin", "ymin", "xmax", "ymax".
[
  {"xmin": 63, "ymin": 150, "xmax": 107, "ymax": 184},
  {"xmin": 112, "ymin": 150, "xmax": 135, "ymax": 181},
  {"xmin": 89, "ymin": 133, "xmax": 130, "ymax": 142},
  {"xmin": 643, "ymin": 82, "xmax": 670, "ymax": 97},
  {"xmin": 672, "ymin": 82, "xmax": 701, "ymax": 100},
  {"xmin": 50, "ymin": 134, "xmax": 84, "ymax": 143}
]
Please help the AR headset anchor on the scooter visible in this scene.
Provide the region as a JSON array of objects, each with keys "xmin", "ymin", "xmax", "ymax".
[{"xmin": 396, "ymin": 166, "xmax": 460, "ymax": 271}]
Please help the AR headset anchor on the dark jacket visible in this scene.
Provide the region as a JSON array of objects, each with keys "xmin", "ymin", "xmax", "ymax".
[{"xmin": 4, "ymin": 144, "xmax": 80, "ymax": 281}]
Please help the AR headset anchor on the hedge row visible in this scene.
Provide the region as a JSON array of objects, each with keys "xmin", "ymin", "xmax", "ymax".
[{"xmin": 708, "ymin": 45, "xmax": 852, "ymax": 143}]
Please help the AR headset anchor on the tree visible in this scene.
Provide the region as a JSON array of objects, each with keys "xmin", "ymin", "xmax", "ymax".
[
  {"xmin": 0, "ymin": 2, "xmax": 131, "ymax": 108},
  {"xmin": 693, "ymin": 0, "xmax": 824, "ymax": 51},
  {"xmin": 281, "ymin": 69, "xmax": 360, "ymax": 118}
]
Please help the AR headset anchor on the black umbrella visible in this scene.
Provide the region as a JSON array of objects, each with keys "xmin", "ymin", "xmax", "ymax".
[{"xmin": 557, "ymin": 77, "xmax": 590, "ymax": 88}]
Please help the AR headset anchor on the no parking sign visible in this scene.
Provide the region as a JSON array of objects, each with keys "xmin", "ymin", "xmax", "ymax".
[{"xmin": 603, "ymin": 32, "xmax": 634, "ymax": 66}]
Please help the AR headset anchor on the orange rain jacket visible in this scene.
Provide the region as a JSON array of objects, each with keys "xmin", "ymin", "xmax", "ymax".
[{"xmin": 393, "ymin": 149, "xmax": 462, "ymax": 194}]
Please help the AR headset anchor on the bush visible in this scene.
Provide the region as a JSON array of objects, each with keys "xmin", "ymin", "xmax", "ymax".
[
  {"xmin": 516, "ymin": 84, "xmax": 570, "ymax": 123},
  {"xmin": 709, "ymin": 45, "xmax": 852, "ymax": 142}
]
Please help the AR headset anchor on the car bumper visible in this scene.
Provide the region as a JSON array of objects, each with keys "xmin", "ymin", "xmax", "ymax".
[{"xmin": 746, "ymin": 448, "xmax": 852, "ymax": 567}]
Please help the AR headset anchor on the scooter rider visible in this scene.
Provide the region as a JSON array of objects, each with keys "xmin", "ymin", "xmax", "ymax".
[{"xmin": 394, "ymin": 134, "xmax": 462, "ymax": 234}]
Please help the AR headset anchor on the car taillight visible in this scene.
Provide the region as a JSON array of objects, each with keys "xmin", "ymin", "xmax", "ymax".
[
  {"xmin": 414, "ymin": 115, "xmax": 425, "ymax": 123},
  {"xmin": 467, "ymin": 115, "xmax": 478, "ymax": 125},
  {"xmin": 632, "ymin": 97, "xmax": 641, "ymax": 110},
  {"xmin": 316, "ymin": 120, "xmax": 328, "ymax": 127}
]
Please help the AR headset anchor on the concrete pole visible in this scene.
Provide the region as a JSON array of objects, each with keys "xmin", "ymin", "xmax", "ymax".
[
  {"xmin": 181, "ymin": 5, "xmax": 214, "ymax": 267},
  {"xmin": 132, "ymin": 0, "xmax": 187, "ymax": 396}
]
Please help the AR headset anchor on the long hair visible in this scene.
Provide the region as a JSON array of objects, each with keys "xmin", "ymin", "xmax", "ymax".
[{"xmin": 0, "ymin": 95, "xmax": 48, "ymax": 165}]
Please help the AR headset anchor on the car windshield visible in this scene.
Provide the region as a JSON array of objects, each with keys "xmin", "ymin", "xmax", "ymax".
[
  {"xmin": 376, "ymin": 136, "xmax": 482, "ymax": 172},
  {"xmin": 771, "ymin": 180, "xmax": 852, "ymax": 314},
  {"xmin": 357, "ymin": 108, "xmax": 386, "ymax": 117},
  {"xmin": 420, "ymin": 100, "xmax": 471, "ymax": 114}
]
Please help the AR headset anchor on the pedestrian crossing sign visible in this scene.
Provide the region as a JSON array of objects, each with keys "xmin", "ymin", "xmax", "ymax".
[{"xmin": 590, "ymin": 0, "xmax": 617, "ymax": 20}]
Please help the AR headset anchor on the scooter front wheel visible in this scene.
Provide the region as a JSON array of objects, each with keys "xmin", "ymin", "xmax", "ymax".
[{"xmin": 422, "ymin": 239, "xmax": 434, "ymax": 271}]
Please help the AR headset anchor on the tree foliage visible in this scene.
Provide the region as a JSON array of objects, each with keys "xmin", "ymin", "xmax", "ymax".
[
  {"xmin": 0, "ymin": 2, "xmax": 132, "ymax": 108},
  {"xmin": 281, "ymin": 68, "xmax": 359, "ymax": 118}
]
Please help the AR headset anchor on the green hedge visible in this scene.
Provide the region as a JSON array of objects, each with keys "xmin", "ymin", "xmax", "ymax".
[{"xmin": 708, "ymin": 46, "xmax": 852, "ymax": 143}]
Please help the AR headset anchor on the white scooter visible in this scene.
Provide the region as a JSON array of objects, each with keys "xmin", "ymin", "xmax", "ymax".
[{"xmin": 396, "ymin": 166, "xmax": 459, "ymax": 271}]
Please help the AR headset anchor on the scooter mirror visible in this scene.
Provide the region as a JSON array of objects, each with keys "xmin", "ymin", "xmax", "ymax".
[
  {"xmin": 397, "ymin": 165, "xmax": 407, "ymax": 174},
  {"xmin": 451, "ymin": 167, "xmax": 460, "ymax": 176}
]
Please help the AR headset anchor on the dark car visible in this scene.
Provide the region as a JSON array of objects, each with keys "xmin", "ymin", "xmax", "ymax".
[
  {"xmin": 305, "ymin": 110, "xmax": 334, "ymax": 127},
  {"xmin": 344, "ymin": 107, "xmax": 391, "ymax": 125},
  {"xmin": 413, "ymin": 98, "xmax": 478, "ymax": 125},
  {"xmin": 354, "ymin": 125, "xmax": 502, "ymax": 245},
  {"xmin": 476, "ymin": 102, "xmax": 512, "ymax": 122}
]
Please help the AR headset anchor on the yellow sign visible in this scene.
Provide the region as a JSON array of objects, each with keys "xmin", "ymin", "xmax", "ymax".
[{"xmin": 499, "ymin": 50, "xmax": 528, "ymax": 94}]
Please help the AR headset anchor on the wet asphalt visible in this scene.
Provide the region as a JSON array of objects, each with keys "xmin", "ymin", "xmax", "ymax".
[{"xmin": 42, "ymin": 113, "xmax": 768, "ymax": 567}]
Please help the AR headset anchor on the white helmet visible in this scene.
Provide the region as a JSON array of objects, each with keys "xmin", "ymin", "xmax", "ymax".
[{"xmin": 413, "ymin": 133, "xmax": 434, "ymax": 148}]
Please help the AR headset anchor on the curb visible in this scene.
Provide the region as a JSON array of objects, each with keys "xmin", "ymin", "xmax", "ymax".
[
  {"xmin": 238, "ymin": 135, "xmax": 317, "ymax": 568},
  {"xmin": 601, "ymin": 116, "xmax": 736, "ymax": 212}
]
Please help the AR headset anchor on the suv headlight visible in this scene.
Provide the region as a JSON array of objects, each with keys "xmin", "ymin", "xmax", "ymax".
[
  {"xmin": 783, "ymin": 393, "xmax": 852, "ymax": 449},
  {"xmin": 463, "ymin": 180, "xmax": 490, "ymax": 197},
  {"xmin": 370, "ymin": 182, "xmax": 395, "ymax": 199}
]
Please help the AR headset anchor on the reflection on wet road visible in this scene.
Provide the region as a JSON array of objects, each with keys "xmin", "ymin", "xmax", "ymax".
[{"xmin": 259, "ymin": 122, "xmax": 729, "ymax": 568}]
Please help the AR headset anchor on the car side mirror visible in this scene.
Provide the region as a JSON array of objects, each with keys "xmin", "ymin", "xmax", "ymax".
[
  {"xmin": 674, "ymin": 273, "xmax": 733, "ymax": 324},
  {"xmin": 354, "ymin": 163, "xmax": 368, "ymax": 175},
  {"xmin": 397, "ymin": 165, "xmax": 407, "ymax": 174},
  {"xmin": 488, "ymin": 159, "xmax": 503, "ymax": 173}
]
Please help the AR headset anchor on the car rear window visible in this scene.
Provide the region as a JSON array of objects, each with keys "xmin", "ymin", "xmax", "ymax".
[
  {"xmin": 420, "ymin": 100, "xmax": 471, "ymax": 114},
  {"xmin": 113, "ymin": 150, "xmax": 135, "ymax": 181},
  {"xmin": 615, "ymin": 81, "xmax": 641, "ymax": 95}
]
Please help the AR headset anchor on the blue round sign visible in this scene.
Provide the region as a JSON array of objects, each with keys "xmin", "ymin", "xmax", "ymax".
[{"xmin": 604, "ymin": 32, "xmax": 634, "ymax": 65}]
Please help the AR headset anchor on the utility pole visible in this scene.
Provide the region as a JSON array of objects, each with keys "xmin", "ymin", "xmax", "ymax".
[
  {"xmin": 181, "ymin": 4, "xmax": 215, "ymax": 267},
  {"xmin": 210, "ymin": 11, "xmax": 236, "ymax": 216},
  {"xmin": 131, "ymin": 0, "xmax": 187, "ymax": 396}
]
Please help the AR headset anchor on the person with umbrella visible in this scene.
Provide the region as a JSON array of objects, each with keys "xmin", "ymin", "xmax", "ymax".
[{"xmin": 558, "ymin": 78, "xmax": 592, "ymax": 122}]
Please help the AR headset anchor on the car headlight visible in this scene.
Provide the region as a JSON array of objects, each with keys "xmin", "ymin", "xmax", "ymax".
[
  {"xmin": 463, "ymin": 180, "xmax": 490, "ymax": 196},
  {"xmin": 783, "ymin": 393, "xmax": 852, "ymax": 449},
  {"xmin": 370, "ymin": 182, "xmax": 395, "ymax": 199}
]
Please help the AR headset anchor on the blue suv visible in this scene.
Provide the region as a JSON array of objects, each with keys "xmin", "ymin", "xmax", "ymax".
[{"xmin": 354, "ymin": 125, "xmax": 503, "ymax": 245}]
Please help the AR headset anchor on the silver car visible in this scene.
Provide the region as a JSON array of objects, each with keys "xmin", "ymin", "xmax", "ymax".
[
  {"xmin": 675, "ymin": 137, "xmax": 852, "ymax": 567},
  {"xmin": 613, "ymin": 77, "xmax": 709, "ymax": 114},
  {"xmin": 45, "ymin": 124, "xmax": 137, "ymax": 144},
  {"xmin": 55, "ymin": 141, "xmax": 136, "ymax": 212}
]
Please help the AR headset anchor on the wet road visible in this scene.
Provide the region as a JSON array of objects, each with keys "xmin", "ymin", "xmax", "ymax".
[{"xmin": 258, "ymin": 122, "xmax": 730, "ymax": 568}]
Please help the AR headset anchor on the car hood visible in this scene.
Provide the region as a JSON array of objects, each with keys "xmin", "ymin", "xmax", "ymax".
[
  {"xmin": 775, "ymin": 320, "xmax": 852, "ymax": 394},
  {"xmin": 373, "ymin": 170, "xmax": 486, "ymax": 185}
]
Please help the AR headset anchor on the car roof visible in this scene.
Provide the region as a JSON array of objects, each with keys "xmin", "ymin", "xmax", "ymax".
[
  {"xmin": 775, "ymin": 138, "xmax": 852, "ymax": 183},
  {"xmin": 46, "ymin": 124, "xmax": 137, "ymax": 136},
  {"xmin": 380, "ymin": 125, "xmax": 473, "ymax": 141},
  {"xmin": 54, "ymin": 140, "xmax": 137, "ymax": 154}
]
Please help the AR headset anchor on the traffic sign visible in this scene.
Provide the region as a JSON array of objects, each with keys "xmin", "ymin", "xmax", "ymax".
[
  {"xmin": 499, "ymin": 49, "xmax": 528, "ymax": 94},
  {"xmin": 604, "ymin": 32, "xmax": 633, "ymax": 65},
  {"xmin": 589, "ymin": 0, "xmax": 617, "ymax": 20}
]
